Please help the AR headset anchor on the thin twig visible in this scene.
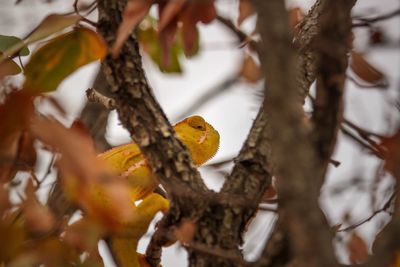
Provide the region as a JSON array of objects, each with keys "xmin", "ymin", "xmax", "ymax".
[
  {"xmin": 337, "ymin": 192, "xmax": 396, "ymax": 232},
  {"xmin": 73, "ymin": 0, "xmax": 98, "ymax": 27},
  {"xmin": 341, "ymin": 126, "xmax": 385, "ymax": 158},
  {"xmin": 216, "ymin": 15, "xmax": 258, "ymax": 53},
  {"xmin": 86, "ymin": 88, "xmax": 116, "ymax": 110},
  {"xmin": 353, "ymin": 9, "xmax": 400, "ymax": 27}
]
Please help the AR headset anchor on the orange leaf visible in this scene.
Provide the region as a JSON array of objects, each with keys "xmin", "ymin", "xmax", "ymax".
[
  {"xmin": 350, "ymin": 51, "xmax": 388, "ymax": 88},
  {"xmin": 347, "ymin": 232, "xmax": 368, "ymax": 264},
  {"xmin": 24, "ymin": 27, "xmax": 107, "ymax": 93},
  {"xmin": 288, "ymin": 7, "xmax": 304, "ymax": 29},
  {"xmin": 0, "ymin": 91, "xmax": 34, "ymax": 181},
  {"xmin": 112, "ymin": 0, "xmax": 152, "ymax": 57},
  {"xmin": 174, "ymin": 220, "xmax": 196, "ymax": 244},
  {"xmin": 63, "ymin": 218, "xmax": 104, "ymax": 252},
  {"xmin": 0, "ymin": 57, "xmax": 21, "ymax": 79},
  {"xmin": 17, "ymin": 131, "xmax": 37, "ymax": 171},
  {"xmin": 381, "ymin": 129, "xmax": 400, "ymax": 176},
  {"xmin": 30, "ymin": 116, "xmax": 135, "ymax": 229},
  {"xmin": 238, "ymin": 0, "xmax": 255, "ymax": 26},
  {"xmin": 239, "ymin": 53, "xmax": 262, "ymax": 83},
  {"xmin": 22, "ymin": 179, "xmax": 55, "ymax": 233}
]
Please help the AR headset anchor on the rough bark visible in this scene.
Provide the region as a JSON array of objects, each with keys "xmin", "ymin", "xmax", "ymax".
[{"xmin": 254, "ymin": 0, "xmax": 340, "ymax": 266}]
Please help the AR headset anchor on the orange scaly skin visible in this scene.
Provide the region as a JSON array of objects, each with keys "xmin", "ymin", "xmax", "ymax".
[{"xmin": 98, "ymin": 115, "xmax": 220, "ymax": 202}]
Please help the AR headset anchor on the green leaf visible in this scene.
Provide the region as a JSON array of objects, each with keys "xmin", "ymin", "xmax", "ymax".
[
  {"xmin": 25, "ymin": 14, "xmax": 81, "ymax": 44},
  {"xmin": 0, "ymin": 14, "xmax": 80, "ymax": 62},
  {"xmin": 138, "ymin": 22, "xmax": 182, "ymax": 73},
  {"xmin": 23, "ymin": 27, "xmax": 107, "ymax": 93},
  {"xmin": 0, "ymin": 35, "xmax": 29, "ymax": 56}
]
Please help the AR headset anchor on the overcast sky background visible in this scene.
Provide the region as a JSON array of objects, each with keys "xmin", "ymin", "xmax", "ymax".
[{"xmin": 1, "ymin": 0, "xmax": 399, "ymax": 266}]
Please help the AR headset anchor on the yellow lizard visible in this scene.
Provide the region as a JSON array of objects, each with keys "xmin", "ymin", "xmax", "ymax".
[
  {"xmin": 98, "ymin": 115, "xmax": 220, "ymax": 202},
  {"xmin": 99, "ymin": 115, "xmax": 219, "ymax": 267}
]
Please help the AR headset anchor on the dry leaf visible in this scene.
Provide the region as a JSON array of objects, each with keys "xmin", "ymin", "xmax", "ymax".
[
  {"xmin": 22, "ymin": 179, "xmax": 55, "ymax": 233},
  {"xmin": 350, "ymin": 51, "xmax": 388, "ymax": 88},
  {"xmin": 0, "ymin": 57, "xmax": 21, "ymax": 79},
  {"xmin": 63, "ymin": 218, "xmax": 103, "ymax": 252},
  {"xmin": 17, "ymin": 131, "xmax": 37, "ymax": 171},
  {"xmin": 239, "ymin": 53, "xmax": 262, "ymax": 83},
  {"xmin": 347, "ymin": 232, "xmax": 368, "ymax": 264},
  {"xmin": 112, "ymin": 0, "xmax": 152, "ymax": 57},
  {"xmin": 174, "ymin": 220, "xmax": 196, "ymax": 244},
  {"xmin": 381, "ymin": 129, "xmax": 400, "ymax": 177},
  {"xmin": 288, "ymin": 7, "xmax": 304, "ymax": 30},
  {"xmin": 158, "ymin": 0, "xmax": 186, "ymax": 31},
  {"xmin": 0, "ymin": 91, "xmax": 34, "ymax": 181},
  {"xmin": 179, "ymin": 0, "xmax": 216, "ymax": 56},
  {"xmin": 238, "ymin": 0, "xmax": 255, "ymax": 26}
]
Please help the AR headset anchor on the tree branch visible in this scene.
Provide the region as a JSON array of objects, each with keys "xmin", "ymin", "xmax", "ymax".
[{"xmin": 253, "ymin": 0, "xmax": 347, "ymax": 266}]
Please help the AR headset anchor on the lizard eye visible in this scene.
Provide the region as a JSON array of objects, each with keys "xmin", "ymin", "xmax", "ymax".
[{"xmin": 187, "ymin": 116, "xmax": 206, "ymax": 131}]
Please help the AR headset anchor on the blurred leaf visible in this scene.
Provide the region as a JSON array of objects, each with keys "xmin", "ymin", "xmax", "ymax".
[
  {"xmin": 350, "ymin": 51, "xmax": 388, "ymax": 89},
  {"xmin": 63, "ymin": 218, "xmax": 104, "ymax": 252},
  {"xmin": 25, "ymin": 14, "xmax": 81, "ymax": 44},
  {"xmin": 0, "ymin": 14, "xmax": 80, "ymax": 62},
  {"xmin": 288, "ymin": 7, "xmax": 303, "ymax": 29},
  {"xmin": 24, "ymin": 27, "xmax": 107, "ymax": 93},
  {"xmin": 0, "ymin": 35, "xmax": 29, "ymax": 56},
  {"xmin": 0, "ymin": 91, "xmax": 34, "ymax": 182},
  {"xmin": 0, "ymin": 56, "xmax": 21, "ymax": 78},
  {"xmin": 158, "ymin": 0, "xmax": 185, "ymax": 31},
  {"xmin": 238, "ymin": 0, "xmax": 255, "ymax": 26},
  {"xmin": 381, "ymin": 129, "xmax": 400, "ymax": 176},
  {"xmin": 138, "ymin": 18, "xmax": 183, "ymax": 73},
  {"xmin": 369, "ymin": 27, "xmax": 385, "ymax": 45},
  {"xmin": 347, "ymin": 232, "xmax": 368, "ymax": 264},
  {"xmin": 0, "ymin": 220, "xmax": 26, "ymax": 262},
  {"xmin": 390, "ymin": 252, "xmax": 400, "ymax": 267},
  {"xmin": 0, "ymin": 186, "xmax": 10, "ymax": 213},
  {"xmin": 174, "ymin": 220, "xmax": 196, "ymax": 244},
  {"xmin": 17, "ymin": 131, "xmax": 37, "ymax": 171},
  {"xmin": 22, "ymin": 179, "xmax": 55, "ymax": 233},
  {"xmin": 30, "ymin": 116, "xmax": 135, "ymax": 229},
  {"xmin": 112, "ymin": 0, "xmax": 152, "ymax": 57},
  {"xmin": 179, "ymin": 1, "xmax": 215, "ymax": 56},
  {"xmin": 239, "ymin": 53, "xmax": 262, "ymax": 83}
]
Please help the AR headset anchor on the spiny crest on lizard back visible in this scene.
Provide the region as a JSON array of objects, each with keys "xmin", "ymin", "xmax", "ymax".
[{"xmin": 174, "ymin": 115, "xmax": 220, "ymax": 166}]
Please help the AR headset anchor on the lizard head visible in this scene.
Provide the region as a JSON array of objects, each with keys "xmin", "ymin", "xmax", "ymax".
[{"xmin": 174, "ymin": 115, "xmax": 220, "ymax": 166}]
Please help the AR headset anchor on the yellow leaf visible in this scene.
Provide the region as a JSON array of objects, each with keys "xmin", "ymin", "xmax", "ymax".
[{"xmin": 24, "ymin": 27, "xmax": 107, "ymax": 93}]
